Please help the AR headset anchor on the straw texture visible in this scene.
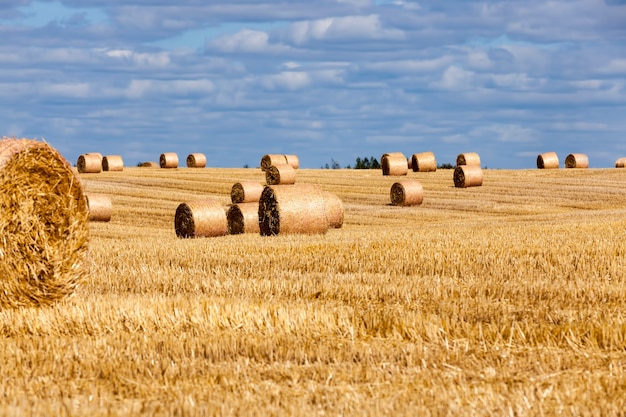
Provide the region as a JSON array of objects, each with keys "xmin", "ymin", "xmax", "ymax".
[
  {"xmin": 284, "ymin": 154, "xmax": 300, "ymax": 169},
  {"xmin": 454, "ymin": 165, "xmax": 484, "ymax": 188},
  {"xmin": 381, "ymin": 152, "xmax": 408, "ymax": 176},
  {"xmin": 390, "ymin": 180, "xmax": 424, "ymax": 206},
  {"xmin": 322, "ymin": 191, "xmax": 344, "ymax": 229},
  {"xmin": 537, "ymin": 152, "xmax": 559, "ymax": 169},
  {"xmin": 456, "ymin": 152, "xmax": 481, "ymax": 167},
  {"xmin": 266, "ymin": 163, "xmax": 297, "ymax": 185},
  {"xmin": 174, "ymin": 200, "xmax": 228, "ymax": 238},
  {"xmin": 102, "ymin": 155, "xmax": 124, "ymax": 172},
  {"xmin": 411, "ymin": 152, "xmax": 437, "ymax": 172},
  {"xmin": 186, "ymin": 153, "xmax": 207, "ymax": 168},
  {"xmin": 231, "ymin": 181, "xmax": 264, "ymax": 204},
  {"xmin": 565, "ymin": 153, "xmax": 589, "ymax": 169},
  {"xmin": 77, "ymin": 153, "xmax": 102, "ymax": 173},
  {"xmin": 260, "ymin": 154, "xmax": 288, "ymax": 171},
  {"xmin": 615, "ymin": 158, "xmax": 626, "ymax": 168},
  {"xmin": 160, "ymin": 152, "xmax": 179, "ymax": 169},
  {"xmin": 227, "ymin": 203, "xmax": 260, "ymax": 235},
  {"xmin": 86, "ymin": 193, "xmax": 112, "ymax": 222},
  {"xmin": 0, "ymin": 138, "xmax": 89, "ymax": 308}
]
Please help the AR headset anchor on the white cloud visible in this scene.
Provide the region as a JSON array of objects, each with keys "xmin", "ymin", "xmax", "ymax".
[
  {"xmin": 261, "ymin": 71, "xmax": 311, "ymax": 91},
  {"xmin": 434, "ymin": 66, "xmax": 476, "ymax": 91},
  {"xmin": 126, "ymin": 79, "xmax": 214, "ymax": 98},
  {"xmin": 103, "ymin": 49, "xmax": 170, "ymax": 66},
  {"xmin": 210, "ymin": 29, "xmax": 289, "ymax": 53}
]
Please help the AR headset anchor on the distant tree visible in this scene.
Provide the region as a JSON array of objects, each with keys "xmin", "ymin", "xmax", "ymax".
[
  {"xmin": 437, "ymin": 162, "xmax": 454, "ymax": 169},
  {"xmin": 323, "ymin": 158, "xmax": 343, "ymax": 169},
  {"xmin": 354, "ymin": 156, "xmax": 380, "ymax": 169},
  {"xmin": 243, "ymin": 164, "xmax": 250, "ymax": 168}
]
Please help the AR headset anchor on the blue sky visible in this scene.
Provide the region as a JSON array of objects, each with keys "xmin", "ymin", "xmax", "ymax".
[{"xmin": 1, "ymin": 0, "xmax": 625, "ymax": 168}]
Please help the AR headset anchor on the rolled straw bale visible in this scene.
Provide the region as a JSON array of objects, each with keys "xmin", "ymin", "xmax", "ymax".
[
  {"xmin": 407, "ymin": 157, "xmax": 413, "ymax": 170},
  {"xmin": 390, "ymin": 180, "xmax": 424, "ymax": 206},
  {"xmin": 565, "ymin": 153, "xmax": 589, "ymax": 169},
  {"xmin": 174, "ymin": 200, "xmax": 227, "ymax": 238},
  {"xmin": 260, "ymin": 154, "xmax": 288, "ymax": 171},
  {"xmin": 102, "ymin": 155, "xmax": 124, "ymax": 172},
  {"xmin": 456, "ymin": 152, "xmax": 481, "ymax": 167},
  {"xmin": 186, "ymin": 153, "xmax": 207, "ymax": 168},
  {"xmin": 0, "ymin": 137, "xmax": 89, "ymax": 308},
  {"xmin": 140, "ymin": 161, "xmax": 159, "ymax": 168},
  {"xmin": 537, "ymin": 152, "xmax": 559, "ymax": 169},
  {"xmin": 615, "ymin": 158, "xmax": 626, "ymax": 168},
  {"xmin": 381, "ymin": 153, "xmax": 408, "ymax": 176},
  {"xmin": 231, "ymin": 181, "xmax": 264, "ymax": 204},
  {"xmin": 160, "ymin": 152, "xmax": 179, "ymax": 169},
  {"xmin": 227, "ymin": 203, "xmax": 260, "ymax": 235},
  {"xmin": 454, "ymin": 165, "xmax": 484, "ymax": 188},
  {"xmin": 258, "ymin": 184, "xmax": 329, "ymax": 236},
  {"xmin": 322, "ymin": 191, "xmax": 344, "ymax": 228},
  {"xmin": 86, "ymin": 193, "xmax": 112, "ymax": 222},
  {"xmin": 266, "ymin": 163, "xmax": 297, "ymax": 185},
  {"xmin": 411, "ymin": 151, "xmax": 437, "ymax": 172},
  {"xmin": 77, "ymin": 152, "xmax": 102, "ymax": 173},
  {"xmin": 284, "ymin": 154, "xmax": 300, "ymax": 169}
]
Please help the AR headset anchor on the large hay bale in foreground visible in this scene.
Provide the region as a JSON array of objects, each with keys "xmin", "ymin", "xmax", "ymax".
[
  {"xmin": 390, "ymin": 180, "xmax": 424, "ymax": 206},
  {"xmin": 411, "ymin": 152, "xmax": 437, "ymax": 172},
  {"xmin": 322, "ymin": 191, "xmax": 344, "ymax": 228},
  {"xmin": 86, "ymin": 193, "xmax": 112, "ymax": 222},
  {"xmin": 227, "ymin": 203, "xmax": 260, "ymax": 235},
  {"xmin": 77, "ymin": 153, "xmax": 102, "ymax": 173},
  {"xmin": 102, "ymin": 155, "xmax": 124, "ymax": 172},
  {"xmin": 259, "ymin": 184, "xmax": 329, "ymax": 236},
  {"xmin": 381, "ymin": 152, "xmax": 408, "ymax": 176},
  {"xmin": 616, "ymin": 158, "xmax": 626, "ymax": 168},
  {"xmin": 0, "ymin": 138, "xmax": 89, "ymax": 308},
  {"xmin": 537, "ymin": 152, "xmax": 559, "ymax": 169},
  {"xmin": 260, "ymin": 154, "xmax": 288, "ymax": 171},
  {"xmin": 266, "ymin": 163, "xmax": 296, "ymax": 185},
  {"xmin": 231, "ymin": 181, "xmax": 264, "ymax": 204},
  {"xmin": 456, "ymin": 152, "xmax": 481, "ymax": 167},
  {"xmin": 186, "ymin": 153, "xmax": 207, "ymax": 168},
  {"xmin": 454, "ymin": 165, "xmax": 484, "ymax": 188},
  {"xmin": 565, "ymin": 153, "xmax": 589, "ymax": 169},
  {"xmin": 174, "ymin": 200, "xmax": 227, "ymax": 238},
  {"xmin": 160, "ymin": 152, "xmax": 179, "ymax": 169}
]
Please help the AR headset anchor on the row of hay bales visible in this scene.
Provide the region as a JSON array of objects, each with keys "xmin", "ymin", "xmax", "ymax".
[
  {"xmin": 537, "ymin": 152, "xmax": 626, "ymax": 169},
  {"xmin": 158, "ymin": 152, "xmax": 207, "ymax": 168},
  {"xmin": 77, "ymin": 153, "xmax": 124, "ymax": 173}
]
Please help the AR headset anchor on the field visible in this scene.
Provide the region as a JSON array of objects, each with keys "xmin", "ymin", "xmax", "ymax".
[{"xmin": 2, "ymin": 166, "xmax": 626, "ymax": 416}]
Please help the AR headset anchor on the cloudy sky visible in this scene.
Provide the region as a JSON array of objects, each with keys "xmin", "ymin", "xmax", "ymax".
[{"xmin": 1, "ymin": 0, "xmax": 625, "ymax": 168}]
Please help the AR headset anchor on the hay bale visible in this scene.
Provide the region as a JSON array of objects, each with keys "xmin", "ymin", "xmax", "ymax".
[
  {"xmin": 565, "ymin": 153, "xmax": 589, "ymax": 169},
  {"xmin": 284, "ymin": 154, "xmax": 300, "ymax": 169},
  {"xmin": 0, "ymin": 138, "xmax": 89, "ymax": 308},
  {"xmin": 174, "ymin": 200, "xmax": 227, "ymax": 238},
  {"xmin": 381, "ymin": 152, "xmax": 408, "ymax": 176},
  {"xmin": 77, "ymin": 153, "xmax": 102, "ymax": 173},
  {"xmin": 160, "ymin": 152, "xmax": 179, "ymax": 169},
  {"xmin": 411, "ymin": 152, "xmax": 437, "ymax": 172},
  {"xmin": 102, "ymin": 155, "xmax": 124, "ymax": 172},
  {"xmin": 266, "ymin": 163, "xmax": 296, "ymax": 185},
  {"xmin": 260, "ymin": 154, "xmax": 288, "ymax": 171},
  {"xmin": 456, "ymin": 152, "xmax": 481, "ymax": 167},
  {"xmin": 615, "ymin": 158, "xmax": 626, "ymax": 168},
  {"xmin": 454, "ymin": 165, "xmax": 484, "ymax": 188},
  {"xmin": 186, "ymin": 153, "xmax": 207, "ymax": 168},
  {"xmin": 322, "ymin": 191, "xmax": 344, "ymax": 228},
  {"xmin": 231, "ymin": 181, "xmax": 264, "ymax": 204},
  {"xmin": 537, "ymin": 152, "xmax": 559, "ymax": 169},
  {"xmin": 390, "ymin": 180, "xmax": 424, "ymax": 206},
  {"xmin": 258, "ymin": 184, "xmax": 329, "ymax": 236},
  {"xmin": 227, "ymin": 203, "xmax": 260, "ymax": 235},
  {"xmin": 140, "ymin": 161, "xmax": 159, "ymax": 168},
  {"xmin": 86, "ymin": 193, "xmax": 112, "ymax": 222}
]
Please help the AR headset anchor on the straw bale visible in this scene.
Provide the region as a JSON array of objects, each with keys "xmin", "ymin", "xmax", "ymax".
[
  {"xmin": 259, "ymin": 184, "xmax": 329, "ymax": 236},
  {"xmin": 390, "ymin": 180, "xmax": 424, "ymax": 206},
  {"xmin": 537, "ymin": 152, "xmax": 559, "ymax": 169},
  {"xmin": 615, "ymin": 158, "xmax": 626, "ymax": 168},
  {"xmin": 456, "ymin": 152, "xmax": 481, "ymax": 167},
  {"xmin": 102, "ymin": 155, "xmax": 124, "ymax": 171},
  {"xmin": 266, "ymin": 163, "xmax": 297, "ymax": 185},
  {"xmin": 140, "ymin": 161, "xmax": 159, "ymax": 168},
  {"xmin": 454, "ymin": 165, "xmax": 484, "ymax": 188},
  {"xmin": 174, "ymin": 200, "xmax": 227, "ymax": 238},
  {"xmin": 86, "ymin": 193, "xmax": 112, "ymax": 222},
  {"xmin": 160, "ymin": 152, "xmax": 179, "ymax": 169},
  {"xmin": 0, "ymin": 138, "xmax": 89, "ymax": 308},
  {"xmin": 227, "ymin": 203, "xmax": 260, "ymax": 235},
  {"xmin": 323, "ymin": 191, "xmax": 344, "ymax": 228},
  {"xmin": 186, "ymin": 153, "xmax": 207, "ymax": 168},
  {"xmin": 407, "ymin": 157, "xmax": 413, "ymax": 170},
  {"xmin": 77, "ymin": 152, "xmax": 102, "ymax": 173},
  {"xmin": 231, "ymin": 181, "xmax": 264, "ymax": 204},
  {"xmin": 411, "ymin": 151, "xmax": 437, "ymax": 172},
  {"xmin": 260, "ymin": 154, "xmax": 288, "ymax": 171},
  {"xmin": 381, "ymin": 153, "xmax": 408, "ymax": 176},
  {"xmin": 565, "ymin": 153, "xmax": 589, "ymax": 169},
  {"xmin": 284, "ymin": 154, "xmax": 300, "ymax": 169}
]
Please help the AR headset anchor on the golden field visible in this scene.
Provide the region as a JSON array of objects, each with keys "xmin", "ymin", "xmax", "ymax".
[{"xmin": 2, "ymin": 166, "xmax": 626, "ymax": 416}]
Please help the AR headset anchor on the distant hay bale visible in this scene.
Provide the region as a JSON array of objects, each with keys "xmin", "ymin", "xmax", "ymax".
[
  {"xmin": 454, "ymin": 165, "xmax": 484, "ymax": 188},
  {"xmin": 227, "ymin": 203, "xmax": 260, "ymax": 235},
  {"xmin": 86, "ymin": 193, "xmax": 112, "ymax": 222},
  {"xmin": 456, "ymin": 152, "xmax": 481, "ymax": 167},
  {"xmin": 411, "ymin": 152, "xmax": 437, "ymax": 172},
  {"xmin": 381, "ymin": 152, "xmax": 408, "ymax": 176},
  {"xmin": 322, "ymin": 191, "xmax": 344, "ymax": 228},
  {"xmin": 174, "ymin": 200, "xmax": 227, "ymax": 238},
  {"xmin": 102, "ymin": 155, "xmax": 124, "ymax": 172},
  {"xmin": 407, "ymin": 157, "xmax": 413, "ymax": 170},
  {"xmin": 258, "ymin": 184, "xmax": 329, "ymax": 236},
  {"xmin": 565, "ymin": 153, "xmax": 589, "ymax": 169},
  {"xmin": 0, "ymin": 137, "xmax": 89, "ymax": 308},
  {"xmin": 186, "ymin": 153, "xmax": 207, "ymax": 168},
  {"xmin": 266, "ymin": 163, "xmax": 297, "ymax": 185},
  {"xmin": 77, "ymin": 153, "xmax": 102, "ymax": 173},
  {"xmin": 284, "ymin": 154, "xmax": 300, "ymax": 169},
  {"xmin": 260, "ymin": 154, "xmax": 288, "ymax": 171},
  {"xmin": 537, "ymin": 152, "xmax": 559, "ymax": 169},
  {"xmin": 140, "ymin": 161, "xmax": 159, "ymax": 168},
  {"xmin": 615, "ymin": 158, "xmax": 626, "ymax": 168},
  {"xmin": 390, "ymin": 180, "xmax": 424, "ymax": 206},
  {"xmin": 231, "ymin": 181, "xmax": 264, "ymax": 204},
  {"xmin": 160, "ymin": 152, "xmax": 179, "ymax": 169}
]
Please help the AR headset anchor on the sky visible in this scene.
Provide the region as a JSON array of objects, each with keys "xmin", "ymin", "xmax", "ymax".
[{"xmin": 1, "ymin": 0, "xmax": 625, "ymax": 169}]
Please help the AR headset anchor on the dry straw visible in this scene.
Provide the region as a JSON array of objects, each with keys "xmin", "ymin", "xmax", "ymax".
[
  {"xmin": 86, "ymin": 193, "xmax": 112, "ymax": 222},
  {"xmin": 456, "ymin": 152, "xmax": 481, "ymax": 167},
  {"xmin": 615, "ymin": 158, "xmax": 626, "ymax": 168},
  {"xmin": 260, "ymin": 154, "xmax": 288, "ymax": 171},
  {"xmin": 411, "ymin": 151, "xmax": 437, "ymax": 172},
  {"xmin": 0, "ymin": 137, "xmax": 89, "ymax": 308},
  {"xmin": 537, "ymin": 152, "xmax": 559, "ymax": 169},
  {"xmin": 140, "ymin": 161, "xmax": 159, "ymax": 168},
  {"xmin": 454, "ymin": 165, "xmax": 484, "ymax": 188},
  {"xmin": 227, "ymin": 203, "xmax": 260, "ymax": 235},
  {"xmin": 160, "ymin": 152, "xmax": 179, "ymax": 169},
  {"xmin": 565, "ymin": 153, "xmax": 589, "ymax": 169},
  {"xmin": 186, "ymin": 153, "xmax": 207, "ymax": 168},
  {"xmin": 77, "ymin": 152, "xmax": 102, "ymax": 173},
  {"xmin": 390, "ymin": 180, "xmax": 424, "ymax": 206},
  {"xmin": 231, "ymin": 181, "xmax": 264, "ymax": 204},
  {"xmin": 174, "ymin": 200, "xmax": 228, "ymax": 238},
  {"xmin": 258, "ymin": 184, "xmax": 329, "ymax": 236},
  {"xmin": 266, "ymin": 163, "xmax": 297, "ymax": 185},
  {"xmin": 322, "ymin": 191, "xmax": 344, "ymax": 228},
  {"xmin": 381, "ymin": 152, "xmax": 408, "ymax": 176},
  {"xmin": 102, "ymin": 155, "xmax": 124, "ymax": 171},
  {"xmin": 284, "ymin": 154, "xmax": 300, "ymax": 169}
]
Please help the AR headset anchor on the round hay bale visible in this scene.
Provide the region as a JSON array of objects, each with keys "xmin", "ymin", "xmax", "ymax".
[
  {"xmin": 390, "ymin": 180, "xmax": 424, "ymax": 206},
  {"xmin": 454, "ymin": 165, "xmax": 483, "ymax": 188},
  {"xmin": 231, "ymin": 181, "xmax": 264, "ymax": 204},
  {"xmin": 456, "ymin": 152, "xmax": 481, "ymax": 167},
  {"xmin": 86, "ymin": 193, "xmax": 112, "ymax": 222},
  {"xmin": 537, "ymin": 152, "xmax": 559, "ymax": 169},
  {"xmin": 140, "ymin": 161, "xmax": 159, "ymax": 168},
  {"xmin": 174, "ymin": 200, "xmax": 227, "ymax": 238},
  {"xmin": 266, "ymin": 163, "xmax": 296, "ymax": 185},
  {"xmin": 160, "ymin": 152, "xmax": 179, "ymax": 169},
  {"xmin": 258, "ymin": 184, "xmax": 329, "ymax": 236},
  {"xmin": 615, "ymin": 158, "xmax": 626, "ymax": 168},
  {"xmin": 411, "ymin": 152, "xmax": 437, "ymax": 172},
  {"xmin": 77, "ymin": 153, "xmax": 102, "ymax": 173},
  {"xmin": 407, "ymin": 157, "xmax": 413, "ymax": 170},
  {"xmin": 381, "ymin": 153, "xmax": 408, "ymax": 176},
  {"xmin": 565, "ymin": 153, "xmax": 589, "ymax": 169},
  {"xmin": 102, "ymin": 155, "xmax": 124, "ymax": 172},
  {"xmin": 322, "ymin": 191, "xmax": 344, "ymax": 228},
  {"xmin": 0, "ymin": 138, "xmax": 89, "ymax": 308},
  {"xmin": 260, "ymin": 154, "xmax": 288, "ymax": 171},
  {"xmin": 284, "ymin": 154, "xmax": 300, "ymax": 169},
  {"xmin": 227, "ymin": 203, "xmax": 260, "ymax": 235},
  {"xmin": 186, "ymin": 153, "xmax": 207, "ymax": 168}
]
